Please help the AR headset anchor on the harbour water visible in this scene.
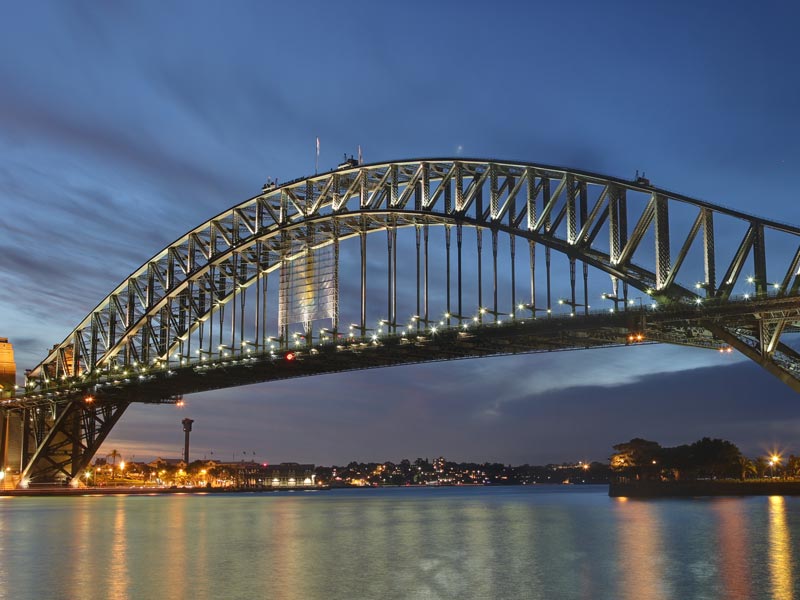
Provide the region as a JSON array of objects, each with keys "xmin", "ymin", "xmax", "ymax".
[{"xmin": 0, "ymin": 486, "xmax": 798, "ymax": 599}]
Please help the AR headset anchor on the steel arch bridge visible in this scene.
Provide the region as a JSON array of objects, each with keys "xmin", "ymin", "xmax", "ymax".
[{"xmin": 3, "ymin": 157, "xmax": 800, "ymax": 486}]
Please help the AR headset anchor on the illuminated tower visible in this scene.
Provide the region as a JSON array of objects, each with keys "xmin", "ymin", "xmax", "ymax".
[
  {"xmin": 0, "ymin": 338, "xmax": 15, "ymax": 398},
  {"xmin": 0, "ymin": 338, "xmax": 16, "ymax": 483}
]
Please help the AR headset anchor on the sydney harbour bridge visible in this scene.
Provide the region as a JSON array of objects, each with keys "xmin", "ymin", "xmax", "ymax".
[{"xmin": 2, "ymin": 157, "xmax": 800, "ymax": 487}]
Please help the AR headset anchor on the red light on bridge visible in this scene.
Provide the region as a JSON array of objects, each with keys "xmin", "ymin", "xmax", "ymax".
[{"xmin": 284, "ymin": 352, "xmax": 296, "ymax": 362}]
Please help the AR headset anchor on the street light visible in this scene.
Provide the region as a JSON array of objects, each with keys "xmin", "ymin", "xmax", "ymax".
[
  {"xmin": 628, "ymin": 297, "xmax": 643, "ymax": 309},
  {"xmin": 769, "ymin": 453, "xmax": 781, "ymax": 479}
]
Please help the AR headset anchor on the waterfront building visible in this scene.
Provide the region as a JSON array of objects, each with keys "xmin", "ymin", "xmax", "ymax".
[
  {"xmin": 231, "ymin": 462, "xmax": 316, "ymax": 488},
  {"xmin": 265, "ymin": 462, "xmax": 316, "ymax": 488}
]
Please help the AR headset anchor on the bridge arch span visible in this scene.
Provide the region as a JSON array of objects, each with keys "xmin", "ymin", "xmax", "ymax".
[
  {"xmin": 5, "ymin": 158, "xmax": 800, "ymax": 485},
  {"xmin": 31, "ymin": 158, "xmax": 800, "ymax": 381}
]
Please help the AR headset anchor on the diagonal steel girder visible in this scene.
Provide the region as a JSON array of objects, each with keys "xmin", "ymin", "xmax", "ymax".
[
  {"xmin": 21, "ymin": 399, "xmax": 130, "ymax": 484},
  {"xmin": 706, "ymin": 322, "xmax": 800, "ymax": 393}
]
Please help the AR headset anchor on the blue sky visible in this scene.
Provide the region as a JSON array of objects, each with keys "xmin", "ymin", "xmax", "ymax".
[{"xmin": 1, "ymin": 1, "xmax": 799, "ymax": 465}]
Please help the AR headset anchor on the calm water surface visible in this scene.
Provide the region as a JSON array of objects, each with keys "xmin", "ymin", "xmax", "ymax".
[{"xmin": 0, "ymin": 486, "xmax": 798, "ymax": 600}]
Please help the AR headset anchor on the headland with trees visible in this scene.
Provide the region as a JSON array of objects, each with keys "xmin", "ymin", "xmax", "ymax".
[{"xmin": 609, "ymin": 437, "xmax": 800, "ymax": 497}]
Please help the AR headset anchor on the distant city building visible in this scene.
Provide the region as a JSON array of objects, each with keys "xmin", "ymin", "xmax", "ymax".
[
  {"xmin": 0, "ymin": 337, "xmax": 16, "ymax": 398},
  {"xmin": 234, "ymin": 462, "xmax": 316, "ymax": 488},
  {"xmin": 148, "ymin": 457, "xmax": 188, "ymax": 470}
]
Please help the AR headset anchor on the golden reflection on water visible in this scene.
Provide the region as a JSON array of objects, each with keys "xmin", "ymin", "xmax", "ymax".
[
  {"xmin": 768, "ymin": 496, "xmax": 794, "ymax": 600},
  {"xmin": 187, "ymin": 499, "xmax": 209, "ymax": 598},
  {"xmin": 616, "ymin": 500, "xmax": 666, "ymax": 600},
  {"xmin": 69, "ymin": 501, "xmax": 93, "ymax": 595},
  {"xmin": 164, "ymin": 496, "xmax": 188, "ymax": 598},
  {"xmin": 270, "ymin": 498, "xmax": 305, "ymax": 600},
  {"xmin": 107, "ymin": 498, "xmax": 130, "ymax": 600},
  {"xmin": 713, "ymin": 499, "xmax": 751, "ymax": 599}
]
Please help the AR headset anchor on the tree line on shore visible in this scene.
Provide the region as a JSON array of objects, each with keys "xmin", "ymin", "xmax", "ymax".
[{"xmin": 610, "ymin": 437, "xmax": 799, "ymax": 481}]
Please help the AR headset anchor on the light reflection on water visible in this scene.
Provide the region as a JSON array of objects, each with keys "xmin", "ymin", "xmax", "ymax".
[
  {"xmin": 110, "ymin": 500, "xmax": 129, "ymax": 599},
  {"xmin": 0, "ymin": 487, "xmax": 798, "ymax": 600},
  {"xmin": 770, "ymin": 496, "xmax": 794, "ymax": 600},
  {"xmin": 715, "ymin": 498, "xmax": 752, "ymax": 599},
  {"xmin": 617, "ymin": 499, "xmax": 667, "ymax": 600}
]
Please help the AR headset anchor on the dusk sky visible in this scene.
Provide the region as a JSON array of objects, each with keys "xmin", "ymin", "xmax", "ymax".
[{"xmin": 2, "ymin": 1, "xmax": 800, "ymax": 466}]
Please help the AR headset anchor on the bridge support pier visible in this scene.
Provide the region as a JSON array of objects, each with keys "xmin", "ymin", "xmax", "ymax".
[
  {"xmin": 0, "ymin": 410, "xmax": 28, "ymax": 488},
  {"xmin": 19, "ymin": 399, "xmax": 130, "ymax": 486}
]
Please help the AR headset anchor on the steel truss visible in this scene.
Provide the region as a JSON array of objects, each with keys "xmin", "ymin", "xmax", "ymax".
[
  {"xmin": 6, "ymin": 158, "xmax": 800, "ymax": 484},
  {"xmin": 20, "ymin": 400, "xmax": 129, "ymax": 484}
]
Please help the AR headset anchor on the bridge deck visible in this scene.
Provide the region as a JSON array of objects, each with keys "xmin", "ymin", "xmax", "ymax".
[{"xmin": 6, "ymin": 297, "xmax": 797, "ymax": 412}]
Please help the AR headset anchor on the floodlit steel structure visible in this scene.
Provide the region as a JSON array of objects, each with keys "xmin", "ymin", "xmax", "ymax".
[{"xmin": 3, "ymin": 157, "xmax": 800, "ymax": 486}]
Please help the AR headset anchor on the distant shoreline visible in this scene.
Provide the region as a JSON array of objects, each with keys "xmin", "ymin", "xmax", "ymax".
[
  {"xmin": 609, "ymin": 480, "xmax": 800, "ymax": 497},
  {"xmin": 0, "ymin": 482, "xmax": 605, "ymax": 497},
  {"xmin": 0, "ymin": 485, "xmax": 327, "ymax": 497}
]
